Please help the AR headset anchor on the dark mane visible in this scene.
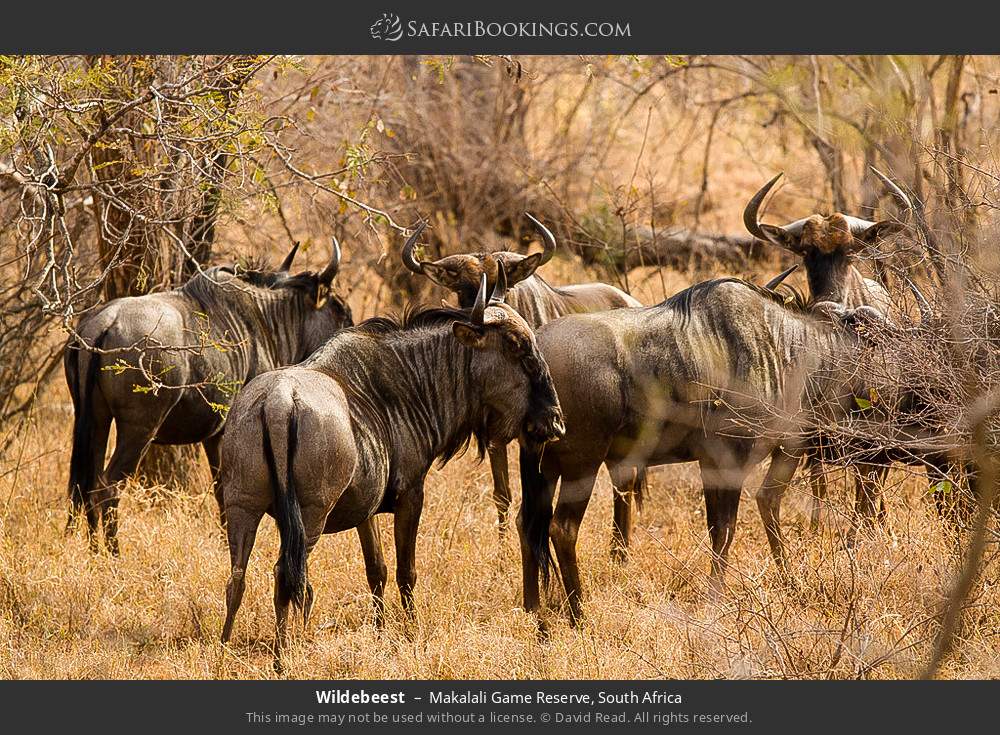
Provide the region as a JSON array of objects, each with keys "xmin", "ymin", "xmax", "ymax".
[
  {"xmin": 178, "ymin": 265, "xmax": 347, "ymax": 324},
  {"xmin": 662, "ymin": 277, "xmax": 810, "ymax": 324},
  {"xmin": 347, "ymin": 304, "xmax": 472, "ymax": 337},
  {"xmin": 311, "ymin": 302, "xmax": 488, "ymax": 467},
  {"xmin": 182, "ymin": 262, "xmax": 322, "ymax": 294}
]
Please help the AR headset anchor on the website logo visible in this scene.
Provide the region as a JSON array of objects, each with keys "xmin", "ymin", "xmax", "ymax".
[{"xmin": 370, "ymin": 13, "xmax": 404, "ymax": 41}]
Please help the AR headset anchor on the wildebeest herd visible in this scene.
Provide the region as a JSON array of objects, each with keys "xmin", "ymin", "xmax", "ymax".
[{"xmin": 62, "ymin": 169, "xmax": 971, "ymax": 669}]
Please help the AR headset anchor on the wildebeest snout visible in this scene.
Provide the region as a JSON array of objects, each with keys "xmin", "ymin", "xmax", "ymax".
[{"xmin": 524, "ymin": 406, "xmax": 566, "ymax": 445}]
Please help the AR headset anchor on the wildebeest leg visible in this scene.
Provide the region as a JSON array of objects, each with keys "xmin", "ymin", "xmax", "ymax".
[
  {"xmin": 848, "ymin": 462, "xmax": 889, "ymax": 546},
  {"xmin": 488, "ymin": 443, "xmax": 512, "ymax": 537},
  {"xmin": 72, "ymin": 404, "xmax": 112, "ymax": 549},
  {"xmin": 808, "ymin": 459, "xmax": 828, "ymax": 533},
  {"xmin": 202, "ymin": 433, "xmax": 224, "ymax": 526},
  {"xmin": 357, "ymin": 516, "xmax": 387, "ymax": 627},
  {"xmin": 95, "ymin": 427, "xmax": 161, "ymax": 556},
  {"xmin": 754, "ymin": 447, "xmax": 802, "ymax": 575},
  {"xmin": 551, "ymin": 468, "xmax": 599, "ymax": 624},
  {"xmin": 608, "ymin": 462, "xmax": 639, "ymax": 564},
  {"xmin": 393, "ymin": 483, "xmax": 424, "ymax": 619},
  {"xmin": 221, "ymin": 505, "xmax": 263, "ymax": 644},
  {"xmin": 296, "ymin": 503, "xmax": 331, "ymax": 632},
  {"xmin": 517, "ymin": 452, "xmax": 558, "ymax": 617}
]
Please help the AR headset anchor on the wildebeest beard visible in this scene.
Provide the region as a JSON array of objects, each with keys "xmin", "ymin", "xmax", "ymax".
[{"xmin": 519, "ymin": 349, "xmax": 563, "ymax": 448}]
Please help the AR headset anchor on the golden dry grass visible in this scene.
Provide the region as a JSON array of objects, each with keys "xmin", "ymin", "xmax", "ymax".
[
  {"xmin": 2, "ymin": 370, "xmax": 998, "ymax": 680},
  {"xmin": 5, "ymin": 54, "xmax": 1000, "ymax": 682}
]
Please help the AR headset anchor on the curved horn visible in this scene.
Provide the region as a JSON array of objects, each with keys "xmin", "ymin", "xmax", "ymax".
[
  {"xmin": 490, "ymin": 262, "xmax": 508, "ymax": 304},
  {"xmin": 906, "ymin": 277, "xmax": 932, "ymax": 323},
  {"xmin": 279, "ymin": 241, "xmax": 300, "ymax": 272},
  {"xmin": 870, "ymin": 166, "xmax": 912, "ymax": 224},
  {"xmin": 525, "ymin": 212, "xmax": 556, "ymax": 266},
  {"xmin": 401, "ymin": 221, "xmax": 428, "ymax": 274},
  {"xmin": 764, "ymin": 264, "xmax": 798, "ymax": 290},
  {"xmin": 743, "ymin": 173, "xmax": 787, "ymax": 244},
  {"xmin": 470, "ymin": 273, "xmax": 487, "ymax": 326},
  {"xmin": 318, "ymin": 235, "xmax": 341, "ymax": 285}
]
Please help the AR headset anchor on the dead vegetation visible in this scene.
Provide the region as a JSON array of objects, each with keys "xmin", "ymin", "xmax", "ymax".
[
  {"xmin": 3, "ymin": 410, "xmax": 998, "ymax": 679},
  {"xmin": 2, "ymin": 54, "xmax": 1000, "ymax": 679}
]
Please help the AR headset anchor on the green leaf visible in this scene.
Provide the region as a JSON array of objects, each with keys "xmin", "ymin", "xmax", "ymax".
[
  {"xmin": 101, "ymin": 359, "xmax": 133, "ymax": 376},
  {"xmin": 207, "ymin": 401, "xmax": 231, "ymax": 418},
  {"xmin": 854, "ymin": 396, "xmax": 872, "ymax": 410},
  {"xmin": 931, "ymin": 480, "xmax": 953, "ymax": 495}
]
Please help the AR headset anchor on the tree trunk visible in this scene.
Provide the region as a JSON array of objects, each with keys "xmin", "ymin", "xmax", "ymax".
[
  {"xmin": 87, "ymin": 56, "xmax": 242, "ymax": 489},
  {"xmin": 579, "ymin": 225, "xmax": 773, "ymax": 273}
]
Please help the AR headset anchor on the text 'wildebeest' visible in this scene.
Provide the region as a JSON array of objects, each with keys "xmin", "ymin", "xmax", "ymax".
[{"xmin": 65, "ymin": 241, "xmax": 351, "ymax": 554}]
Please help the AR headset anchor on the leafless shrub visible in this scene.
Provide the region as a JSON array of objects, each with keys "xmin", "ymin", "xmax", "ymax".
[{"xmin": 0, "ymin": 55, "xmax": 403, "ymax": 439}]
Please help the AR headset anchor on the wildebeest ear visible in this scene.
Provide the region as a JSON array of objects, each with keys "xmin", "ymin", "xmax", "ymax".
[
  {"xmin": 759, "ymin": 223, "xmax": 807, "ymax": 255},
  {"xmin": 452, "ymin": 322, "xmax": 487, "ymax": 349},
  {"xmin": 503, "ymin": 252, "xmax": 544, "ymax": 285},
  {"xmin": 855, "ymin": 220, "xmax": 906, "ymax": 248},
  {"xmin": 312, "ymin": 277, "xmax": 330, "ymax": 308},
  {"xmin": 841, "ymin": 305, "xmax": 894, "ymax": 342}
]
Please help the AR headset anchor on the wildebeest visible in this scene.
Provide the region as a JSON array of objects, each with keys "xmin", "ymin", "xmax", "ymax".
[
  {"xmin": 517, "ymin": 277, "xmax": 881, "ymax": 620},
  {"xmin": 65, "ymin": 241, "xmax": 351, "ymax": 554},
  {"xmin": 218, "ymin": 269, "xmax": 565, "ymax": 668},
  {"xmin": 824, "ymin": 281, "xmax": 985, "ymax": 524},
  {"xmin": 742, "ymin": 167, "xmax": 911, "ymax": 312},
  {"xmin": 742, "ymin": 167, "xmax": 913, "ymax": 532},
  {"xmin": 402, "ymin": 214, "xmax": 641, "ymax": 534}
]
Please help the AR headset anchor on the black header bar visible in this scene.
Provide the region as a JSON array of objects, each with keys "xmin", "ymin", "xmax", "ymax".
[{"xmin": 1, "ymin": 1, "xmax": 998, "ymax": 54}]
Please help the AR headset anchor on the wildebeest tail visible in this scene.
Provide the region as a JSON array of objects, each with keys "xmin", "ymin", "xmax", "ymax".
[
  {"xmin": 67, "ymin": 329, "xmax": 108, "ymax": 513},
  {"xmin": 634, "ymin": 467, "xmax": 647, "ymax": 511},
  {"xmin": 261, "ymin": 401, "xmax": 306, "ymax": 608},
  {"xmin": 518, "ymin": 443, "xmax": 555, "ymax": 585}
]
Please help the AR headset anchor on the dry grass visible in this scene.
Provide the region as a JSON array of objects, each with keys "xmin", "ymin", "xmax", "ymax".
[
  {"xmin": 4, "ymin": 54, "xmax": 1000, "ymax": 681},
  {"xmin": 2, "ymin": 367, "xmax": 997, "ymax": 680}
]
